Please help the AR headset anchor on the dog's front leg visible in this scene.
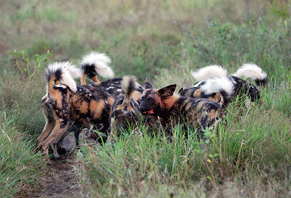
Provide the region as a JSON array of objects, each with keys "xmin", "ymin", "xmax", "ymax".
[
  {"xmin": 36, "ymin": 120, "xmax": 55, "ymax": 150},
  {"xmin": 42, "ymin": 121, "xmax": 70, "ymax": 159},
  {"xmin": 37, "ymin": 101, "xmax": 55, "ymax": 150}
]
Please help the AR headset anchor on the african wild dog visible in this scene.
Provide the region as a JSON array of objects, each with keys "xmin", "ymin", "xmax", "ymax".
[
  {"xmin": 138, "ymin": 82, "xmax": 226, "ymax": 139},
  {"xmin": 74, "ymin": 51, "xmax": 145, "ymax": 139},
  {"xmin": 180, "ymin": 63, "xmax": 267, "ymax": 110},
  {"xmin": 110, "ymin": 76, "xmax": 141, "ymax": 137},
  {"xmin": 37, "ymin": 62, "xmax": 115, "ymax": 159}
]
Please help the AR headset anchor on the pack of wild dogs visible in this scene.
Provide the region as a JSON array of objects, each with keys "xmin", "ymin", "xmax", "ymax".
[{"xmin": 36, "ymin": 52, "xmax": 268, "ymax": 159}]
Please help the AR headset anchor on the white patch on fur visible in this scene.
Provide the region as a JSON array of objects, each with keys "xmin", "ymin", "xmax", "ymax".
[
  {"xmin": 232, "ymin": 63, "xmax": 267, "ymax": 81},
  {"xmin": 47, "ymin": 62, "xmax": 77, "ymax": 93},
  {"xmin": 191, "ymin": 65, "xmax": 228, "ymax": 81},
  {"xmin": 48, "ymin": 61, "xmax": 82, "ymax": 79},
  {"xmin": 63, "ymin": 65, "xmax": 82, "ymax": 79},
  {"xmin": 193, "ymin": 81, "xmax": 205, "ymax": 87},
  {"xmin": 200, "ymin": 76, "xmax": 234, "ymax": 96},
  {"xmin": 55, "ymin": 84, "xmax": 67, "ymax": 89},
  {"xmin": 135, "ymin": 82, "xmax": 143, "ymax": 90},
  {"xmin": 110, "ymin": 117, "xmax": 115, "ymax": 128},
  {"xmin": 81, "ymin": 51, "xmax": 114, "ymax": 78}
]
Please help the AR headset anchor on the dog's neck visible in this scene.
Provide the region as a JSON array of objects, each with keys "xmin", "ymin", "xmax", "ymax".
[
  {"xmin": 153, "ymin": 93, "xmax": 187, "ymax": 130},
  {"xmin": 157, "ymin": 93, "xmax": 181, "ymax": 117}
]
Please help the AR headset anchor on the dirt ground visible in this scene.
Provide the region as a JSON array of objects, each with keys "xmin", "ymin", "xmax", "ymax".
[{"xmin": 18, "ymin": 134, "xmax": 94, "ymax": 198}]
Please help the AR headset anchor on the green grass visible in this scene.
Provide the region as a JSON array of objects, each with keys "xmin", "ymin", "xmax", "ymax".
[
  {"xmin": 1, "ymin": 0, "xmax": 291, "ymax": 197},
  {"xmin": 78, "ymin": 101, "xmax": 291, "ymax": 197},
  {"xmin": 0, "ymin": 112, "xmax": 45, "ymax": 197}
]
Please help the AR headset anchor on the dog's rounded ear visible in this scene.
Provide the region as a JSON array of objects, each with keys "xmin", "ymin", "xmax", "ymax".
[
  {"xmin": 145, "ymin": 82, "xmax": 153, "ymax": 89},
  {"xmin": 158, "ymin": 84, "xmax": 176, "ymax": 100}
]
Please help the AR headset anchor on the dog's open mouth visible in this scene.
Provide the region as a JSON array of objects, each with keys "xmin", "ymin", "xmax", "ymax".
[{"xmin": 140, "ymin": 109, "xmax": 154, "ymax": 115}]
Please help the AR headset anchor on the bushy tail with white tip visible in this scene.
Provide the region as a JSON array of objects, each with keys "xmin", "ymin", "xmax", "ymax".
[
  {"xmin": 80, "ymin": 51, "xmax": 114, "ymax": 84},
  {"xmin": 45, "ymin": 62, "xmax": 77, "ymax": 93},
  {"xmin": 121, "ymin": 75, "xmax": 137, "ymax": 106},
  {"xmin": 232, "ymin": 63, "xmax": 268, "ymax": 86}
]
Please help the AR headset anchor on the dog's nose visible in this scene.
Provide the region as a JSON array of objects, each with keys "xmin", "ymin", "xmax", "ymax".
[{"xmin": 138, "ymin": 105, "xmax": 147, "ymax": 114}]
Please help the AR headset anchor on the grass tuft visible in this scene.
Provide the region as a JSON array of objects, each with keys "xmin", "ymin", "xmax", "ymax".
[{"xmin": 0, "ymin": 112, "xmax": 45, "ymax": 197}]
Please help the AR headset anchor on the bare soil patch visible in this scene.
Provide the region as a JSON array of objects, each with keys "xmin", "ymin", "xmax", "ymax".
[{"xmin": 17, "ymin": 134, "xmax": 91, "ymax": 198}]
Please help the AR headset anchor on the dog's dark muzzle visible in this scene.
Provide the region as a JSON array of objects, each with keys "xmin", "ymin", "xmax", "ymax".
[{"xmin": 138, "ymin": 107, "xmax": 154, "ymax": 115}]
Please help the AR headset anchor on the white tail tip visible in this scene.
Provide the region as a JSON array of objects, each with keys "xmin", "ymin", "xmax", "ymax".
[
  {"xmin": 232, "ymin": 63, "xmax": 267, "ymax": 81},
  {"xmin": 47, "ymin": 62, "xmax": 77, "ymax": 92},
  {"xmin": 191, "ymin": 65, "xmax": 228, "ymax": 81},
  {"xmin": 81, "ymin": 51, "xmax": 114, "ymax": 78}
]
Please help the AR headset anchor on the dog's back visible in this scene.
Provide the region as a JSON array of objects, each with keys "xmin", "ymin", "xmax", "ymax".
[
  {"xmin": 179, "ymin": 83, "xmax": 226, "ymax": 107},
  {"xmin": 179, "ymin": 97, "xmax": 225, "ymax": 132},
  {"xmin": 179, "ymin": 77, "xmax": 232, "ymax": 109}
]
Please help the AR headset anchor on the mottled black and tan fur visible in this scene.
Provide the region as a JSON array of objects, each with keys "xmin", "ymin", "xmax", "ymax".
[
  {"xmin": 110, "ymin": 76, "xmax": 140, "ymax": 137},
  {"xmin": 37, "ymin": 62, "xmax": 115, "ymax": 159},
  {"xmin": 182, "ymin": 64, "xmax": 267, "ymax": 110},
  {"xmin": 138, "ymin": 83, "xmax": 226, "ymax": 138},
  {"xmin": 179, "ymin": 76, "xmax": 260, "ymax": 110},
  {"xmin": 179, "ymin": 85, "xmax": 225, "ymax": 107}
]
